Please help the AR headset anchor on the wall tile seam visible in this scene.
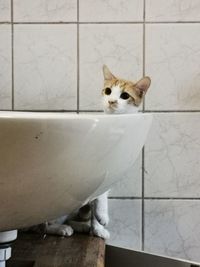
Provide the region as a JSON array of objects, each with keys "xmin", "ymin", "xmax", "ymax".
[
  {"xmin": 141, "ymin": 0, "xmax": 146, "ymax": 251},
  {"xmin": 2, "ymin": 21, "xmax": 200, "ymax": 24},
  {"xmin": 2, "ymin": 110, "xmax": 200, "ymax": 113},
  {"xmin": 2, "ymin": 22, "xmax": 143, "ymax": 24},
  {"xmin": 77, "ymin": 0, "xmax": 79, "ymax": 113},
  {"xmin": 144, "ymin": 110, "xmax": 200, "ymax": 113},
  {"xmin": 11, "ymin": 0, "xmax": 14, "ymax": 110},
  {"xmin": 109, "ymin": 197, "xmax": 200, "ymax": 200}
]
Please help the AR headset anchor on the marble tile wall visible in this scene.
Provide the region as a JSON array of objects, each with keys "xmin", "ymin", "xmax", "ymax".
[
  {"xmin": 14, "ymin": 25, "xmax": 77, "ymax": 110},
  {"xmin": 1, "ymin": 0, "xmax": 200, "ymax": 263}
]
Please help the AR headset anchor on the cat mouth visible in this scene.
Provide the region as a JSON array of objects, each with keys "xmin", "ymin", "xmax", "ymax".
[
  {"xmin": 109, "ymin": 104, "xmax": 116, "ymax": 109},
  {"xmin": 108, "ymin": 103, "xmax": 118, "ymax": 109},
  {"xmin": 107, "ymin": 105, "xmax": 117, "ymax": 113}
]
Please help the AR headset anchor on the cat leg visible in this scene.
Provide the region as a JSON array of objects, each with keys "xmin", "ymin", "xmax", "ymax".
[
  {"xmin": 45, "ymin": 222, "xmax": 74, "ymax": 237},
  {"xmin": 66, "ymin": 204, "xmax": 91, "ymax": 233},
  {"xmin": 77, "ymin": 203, "xmax": 91, "ymax": 221},
  {"xmin": 21, "ymin": 215, "xmax": 74, "ymax": 237},
  {"xmin": 21, "ymin": 223, "xmax": 47, "ymax": 235},
  {"xmin": 43, "ymin": 215, "xmax": 73, "ymax": 236},
  {"xmin": 68, "ymin": 220, "xmax": 90, "ymax": 233},
  {"xmin": 93, "ymin": 191, "xmax": 109, "ymax": 226},
  {"xmin": 91, "ymin": 215, "xmax": 110, "ymax": 239}
]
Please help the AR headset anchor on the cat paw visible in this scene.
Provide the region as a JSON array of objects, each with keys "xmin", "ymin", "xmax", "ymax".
[
  {"xmin": 95, "ymin": 212, "xmax": 109, "ymax": 226},
  {"xmin": 92, "ymin": 226, "xmax": 110, "ymax": 240},
  {"xmin": 57, "ymin": 225, "xmax": 74, "ymax": 236},
  {"xmin": 46, "ymin": 224, "xmax": 74, "ymax": 237}
]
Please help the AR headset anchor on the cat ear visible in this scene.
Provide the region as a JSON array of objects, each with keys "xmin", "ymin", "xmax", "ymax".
[
  {"xmin": 103, "ymin": 65, "xmax": 116, "ymax": 81},
  {"xmin": 135, "ymin": 76, "xmax": 151, "ymax": 98}
]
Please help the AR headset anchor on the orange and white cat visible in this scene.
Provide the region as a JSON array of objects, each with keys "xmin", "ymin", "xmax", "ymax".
[
  {"xmin": 102, "ymin": 65, "xmax": 151, "ymax": 114},
  {"xmin": 25, "ymin": 65, "xmax": 151, "ymax": 239},
  {"xmin": 90, "ymin": 65, "xmax": 151, "ymax": 238}
]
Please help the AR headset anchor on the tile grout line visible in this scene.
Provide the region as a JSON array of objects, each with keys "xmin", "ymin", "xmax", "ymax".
[
  {"xmin": 143, "ymin": 110, "xmax": 200, "ymax": 113},
  {"xmin": 11, "ymin": 0, "xmax": 14, "ymax": 110},
  {"xmin": 141, "ymin": 147, "xmax": 145, "ymax": 251},
  {"xmin": 77, "ymin": 0, "xmax": 80, "ymax": 113},
  {"xmin": 142, "ymin": 0, "xmax": 146, "ymax": 111},
  {"xmin": 11, "ymin": 21, "xmax": 144, "ymax": 24},
  {"xmin": 146, "ymin": 21, "xmax": 200, "ymax": 24},
  {"xmin": 1, "ymin": 109, "xmax": 200, "ymax": 113},
  {"xmin": 141, "ymin": 0, "xmax": 146, "ymax": 252},
  {"xmin": 2, "ymin": 21, "xmax": 200, "ymax": 24},
  {"xmin": 145, "ymin": 197, "xmax": 200, "ymax": 200},
  {"xmin": 0, "ymin": 109, "xmax": 104, "ymax": 112},
  {"xmin": 109, "ymin": 197, "xmax": 142, "ymax": 200},
  {"xmin": 109, "ymin": 197, "xmax": 200, "ymax": 200}
]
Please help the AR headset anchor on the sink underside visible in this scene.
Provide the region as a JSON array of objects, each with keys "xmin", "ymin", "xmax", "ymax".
[{"xmin": 0, "ymin": 112, "xmax": 152, "ymax": 231}]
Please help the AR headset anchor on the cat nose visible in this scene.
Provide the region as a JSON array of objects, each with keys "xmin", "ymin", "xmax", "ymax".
[{"xmin": 108, "ymin": 100, "xmax": 117, "ymax": 105}]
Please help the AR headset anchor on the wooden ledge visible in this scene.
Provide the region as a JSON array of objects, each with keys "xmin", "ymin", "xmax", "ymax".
[{"xmin": 7, "ymin": 233, "xmax": 105, "ymax": 267}]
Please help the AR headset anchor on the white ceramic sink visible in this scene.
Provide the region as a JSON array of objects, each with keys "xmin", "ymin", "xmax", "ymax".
[{"xmin": 0, "ymin": 112, "xmax": 152, "ymax": 231}]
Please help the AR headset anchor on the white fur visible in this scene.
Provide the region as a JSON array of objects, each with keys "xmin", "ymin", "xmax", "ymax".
[
  {"xmin": 45, "ymin": 223, "xmax": 74, "ymax": 236},
  {"xmin": 93, "ymin": 191, "xmax": 109, "ymax": 226},
  {"xmin": 89, "ymin": 89, "xmax": 139, "ymax": 239},
  {"xmin": 91, "ymin": 215, "xmax": 110, "ymax": 239},
  {"xmin": 102, "ymin": 85, "xmax": 139, "ymax": 114}
]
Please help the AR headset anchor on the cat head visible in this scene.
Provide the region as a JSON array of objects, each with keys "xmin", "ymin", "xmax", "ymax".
[{"xmin": 102, "ymin": 65, "xmax": 151, "ymax": 114}]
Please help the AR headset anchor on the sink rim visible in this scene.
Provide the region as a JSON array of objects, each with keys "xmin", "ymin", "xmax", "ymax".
[{"xmin": 0, "ymin": 111, "xmax": 153, "ymax": 119}]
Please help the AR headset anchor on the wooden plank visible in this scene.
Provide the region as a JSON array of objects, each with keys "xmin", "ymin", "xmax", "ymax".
[{"xmin": 7, "ymin": 233, "xmax": 105, "ymax": 267}]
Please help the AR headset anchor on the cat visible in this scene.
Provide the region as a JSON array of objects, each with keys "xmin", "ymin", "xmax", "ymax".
[
  {"xmin": 24, "ymin": 65, "xmax": 151, "ymax": 239},
  {"xmin": 87, "ymin": 65, "xmax": 151, "ymax": 239},
  {"xmin": 102, "ymin": 65, "xmax": 151, "ymax": 114}
]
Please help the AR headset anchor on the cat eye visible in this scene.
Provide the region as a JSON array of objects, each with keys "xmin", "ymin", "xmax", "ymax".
[
  {"xmin": 104, "ymin": 87, "xmax": 112, "ymax": 95},
  {"xmin": 120, "ymin": 92, "xmax": 130, "ymax": 100}
]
